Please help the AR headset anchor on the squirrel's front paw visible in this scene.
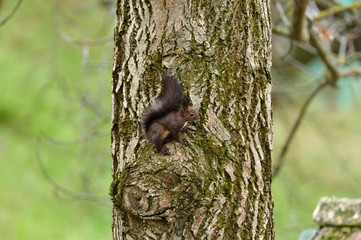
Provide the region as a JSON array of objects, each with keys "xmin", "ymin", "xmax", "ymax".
[
  {"xmin": 178, "ymin": 139, "xmax": 188, "ymax": 146},
  {"xmin": 160, "ymin": 147, "xmax": 171, "ymax": 155}
]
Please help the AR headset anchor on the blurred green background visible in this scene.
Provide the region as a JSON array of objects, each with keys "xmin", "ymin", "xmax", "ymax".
[
  {"xmin": 0, "ymin": 0, "xmax": 360, "ymax": 239},
  {"xmin": 0, "ymin": 0, "xmax": 113, "ymax": 239}
]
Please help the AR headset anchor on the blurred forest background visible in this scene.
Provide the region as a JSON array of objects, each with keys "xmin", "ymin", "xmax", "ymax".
[{"xmin": 1, "ymin": 0, "xmax": 361, "ymax": 239}]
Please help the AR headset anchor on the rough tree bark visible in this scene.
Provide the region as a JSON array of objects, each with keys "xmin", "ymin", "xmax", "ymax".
[{"xmin": 110, "ymin": 0, "xmax": 274, "ymax": 239}]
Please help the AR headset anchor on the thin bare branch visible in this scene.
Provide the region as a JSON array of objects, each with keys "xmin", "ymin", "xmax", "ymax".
[
  {"xmin": 40, "ymin": 131, "xmax": 108, "ymax": 146},
  {"xmin": 275, "ymin": 1, "xmax": 291, "ymax": 27},
  {"xmin": 309, "ymin": 21, "xmax": 339, "ymax": 84},
  {"xmin": 272, "ymin": 27, "xmax": 290, "ymax": 38},
  {"xmin": 273, "ymin": 80, "xmax": 329, "ymax": 178},
  {"xmin": 314, "ymin": 0, "xmax": 361, "ymax": 20},
  {"xmin": 338, "ymin": 35, "xmax": 347, "ymax": 61},
  {"xmin": 272, "ymin": 0, "xmax": 361, "ymax": 179},
  {"xmin": 273, "ymin": 29, "xmax": 318, "ymax": 55},
  {"xmin": 71, "ymin": 79, "xmax": 106, "ymax": 117},
  {"xmin": 285, "ymin": 55, "xmax": 316, "ymax": 75},
  {"xmin": 273, "ymin": 63, "xmax": 361, "ymax": 178},
  {"xmin": 53, "ymin": 23, "xmax": 112, "ymax": 46},
  {"xmin": 36, "ymin": 139, "xmax": 110, "ymax": 205},
  {"xmin": 341, "ymin": 69, "xmax": 361, "ymax": 78},
  {"xmin": 292, "ymin": 0, "xmax": 309, "ymax": 41},
  {"xmin": 0, "ymin": 0, "xmax": 23, "ymax": 27}
]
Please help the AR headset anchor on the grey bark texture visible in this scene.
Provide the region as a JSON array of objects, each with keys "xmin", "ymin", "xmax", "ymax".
[{"xmin": 110, "ymin": 0, "xmax": 274, "ymax": 239}]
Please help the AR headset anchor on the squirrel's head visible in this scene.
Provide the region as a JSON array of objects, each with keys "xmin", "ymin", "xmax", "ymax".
[
  {"xmin": 183, "ymin": 106, "xmax": 200, "ymax": 122},
  {"xmin": 180, "ymin": 96, "xmax": 199, "ymax": 122}
]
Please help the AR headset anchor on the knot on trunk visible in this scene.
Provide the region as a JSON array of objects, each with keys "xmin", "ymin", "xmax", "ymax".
[{"xmin": 112, "ymin": 158, "xmax": 206, "ymax": 239}]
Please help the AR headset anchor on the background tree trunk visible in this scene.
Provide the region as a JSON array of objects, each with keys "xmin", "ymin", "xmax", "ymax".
[{"xmin": 110, "ymin": 0, "xmax": 274, "ymax": 239}]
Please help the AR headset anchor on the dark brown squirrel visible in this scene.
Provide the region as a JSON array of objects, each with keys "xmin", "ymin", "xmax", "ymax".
[{"xmin": 141, "ymin": 73, "xmax": 200, "ymax": 155}]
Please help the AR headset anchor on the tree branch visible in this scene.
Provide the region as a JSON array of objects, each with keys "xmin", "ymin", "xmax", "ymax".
[
  {"xmin": 341, "ymin": 69, "xmax": 361, "ymax": 78},
  {"xmin": 53, "ymin": 23, "xmax": 112, "ymax": 46},
  {"xmin": 36, "ymin": 138, "xmax": 109, "ymax": 204},
  {"xmin": 40, "ymin": 131, "xmax": 108, "ymax": 146},
  {"xmin": 273, "ymin": 80, "xmax": 329, "ymax": 178},
  {"xmin": 313, "ymin": 0, "xmax": 361, "ymax": 20},
  {"xmin": 292, "ymin": 0, "xmax": 309, "ymax": 41},
  {"xmin": 275, "ymin": 1, "xmax": 291, "ymax": 27},
  {"xmin": 272, "ymin": 0, "xmax": 361, "ymax": 179},
  {"xmin": 272, "ymin": 27, "xmax": 291, "ymax": 38},
  {"xmin": 309, "ymin": 22, "xmax": 339, "ymax": 84},
  {"xmin": 0, "ymin": 0, "xmax": 23, "ymax": 27},
  {"xmin": 273, "ymin": 66, "xmax": 361, "ymax": 178}
]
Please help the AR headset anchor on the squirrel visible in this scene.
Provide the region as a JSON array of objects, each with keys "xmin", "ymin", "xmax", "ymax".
[{"xmin": 141, "ymin": 74, "xmax": 200, "ymax": 155}]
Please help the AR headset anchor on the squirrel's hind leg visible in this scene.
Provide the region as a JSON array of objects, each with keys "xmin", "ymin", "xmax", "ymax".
[{"xmin": 148, "ymin": 123, "xmax": 171, "ymax": 155}]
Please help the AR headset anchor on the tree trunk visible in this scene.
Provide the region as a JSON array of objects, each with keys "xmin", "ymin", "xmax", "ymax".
[{"xmin": 110, "ymin": 0, "xmax": 274, "ymax": 239}]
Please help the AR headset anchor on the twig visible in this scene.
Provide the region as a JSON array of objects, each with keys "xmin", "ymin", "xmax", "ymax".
[
  {"xmin": 275, "ymin": 1, "xmax": 291, "ymax": 27},
  {"xmin": 338, "ymin": 35, "xmax": 347, "ymax": 61},
  {"xmin": 272, "ymin": 27, "xmax": 290, "ymax": 38},
  {"xmin": 292, "ymin": 0, "xmax": 309, "ymax": 41},
  {"xmin": 36, "ymin": 139, "xmax": 110, "ymax": 204},
  {"xmin": 41, "ymin": 131, "xmax": 108, "ymax": 146},
  {"xmin": 273, "ymin": 67, "xmax": 361, "ymax": 178},
  {"xmin": 313, "ymin": 0, "xmax": 361, "ymax": 20},
  {"xmin": 273, "ymin": 1, "xmax": 361, "ymax": 179},
  {"xmin": 341, "ymin": 69, "xmax": 361, "ymax": 78},
  {"xmin": 309, "ymin": 22, "xmax": 339, "ymax": 83},
  {"xmin": 272, "ymin": 80, "xmax": 329, "ymax": 178},
  {"xmin": 0, "ymin": 0, "xmax": 23, "ymax": 27},
  {"xmin": 53, "ymin": 23, "xmax": 112, "ymax": 46},
  {"xmin": 273, "ymin": 1, "xmax": 297, "ymax": 59},
  {"xmin": 285, "ymin": 55, "xmax": 315, "ymax": 74}
]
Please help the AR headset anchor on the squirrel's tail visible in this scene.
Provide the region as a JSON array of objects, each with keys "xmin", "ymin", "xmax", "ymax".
[{"xmin": 141, "ymin": 73, "xmax": 184, "ymax": 134}]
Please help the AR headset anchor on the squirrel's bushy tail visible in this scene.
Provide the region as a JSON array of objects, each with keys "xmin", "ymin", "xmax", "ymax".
[{"xmin": 141, "ymin": 73, "xmax": 184, "ymax": 133}]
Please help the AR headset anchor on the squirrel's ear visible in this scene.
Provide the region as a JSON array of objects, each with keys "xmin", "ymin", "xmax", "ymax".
[
  {"xmin": 179, "ymin": 105, "xmax": 187, "ymax": 116},
  {"xmin": 182, "ymin": 96, "xmax": 190, "ymax": 107}
]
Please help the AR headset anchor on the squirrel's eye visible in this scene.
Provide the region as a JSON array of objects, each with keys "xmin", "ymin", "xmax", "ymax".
[{"xmin": 190, "ymin": 113, "xmax": 194, "ymax": 117}]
